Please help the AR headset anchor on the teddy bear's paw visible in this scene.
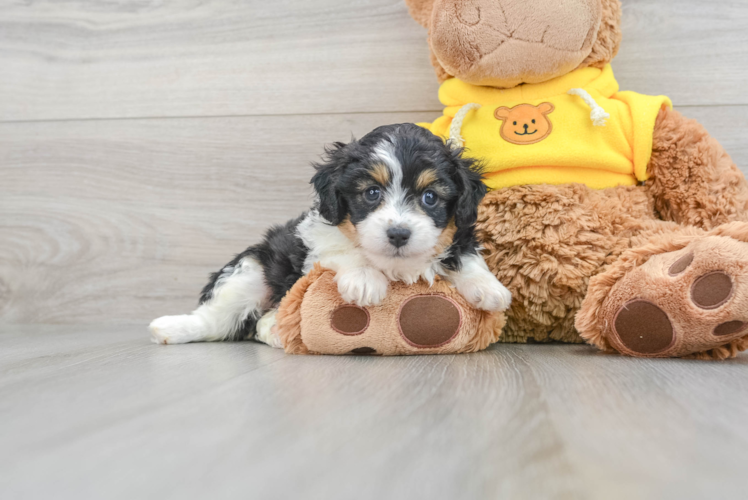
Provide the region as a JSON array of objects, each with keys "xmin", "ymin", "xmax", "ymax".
[
  {"xmin": 598, "ymin": 236, "xmax": 748, "ymax": 358},
  {"xmin": 457, "ymin": 275, "xmax": 512, "ymax": 312},
  {"xmin": 335, "ymin": 267, "xmax": 389, "ymax": 307}
]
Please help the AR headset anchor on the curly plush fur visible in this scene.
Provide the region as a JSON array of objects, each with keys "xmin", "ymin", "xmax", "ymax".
[
  {"xmin": 477, "ymin": 183, "xmax": 658, "ymax": 344},
  {"xmin": 579, "ymin": 0, "xmax": 622, "ymax": 70},
  {"xmin": 475, "ymin": 106, "xmax": 748, "ymax": 358},
  {"xmin": 407, "ymin": 0, "xmax": 748, "ymax": 358},
  {"xmin": 646, "ymin": 109, "xmax": 748, "ymax": 229}
]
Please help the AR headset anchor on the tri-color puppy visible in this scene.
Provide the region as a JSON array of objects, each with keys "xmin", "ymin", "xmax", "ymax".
[{"xmin": 150, "ymin": 123, "xmax": 511, "ymax": 346}]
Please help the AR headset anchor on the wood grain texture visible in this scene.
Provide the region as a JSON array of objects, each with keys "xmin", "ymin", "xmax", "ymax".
[
  {"xmin": 1, "ymin": 0, "xmax": 748, "ymax": 122},
  {"xmin": 2, "ymin": 106, "xmax": 746, "ymax": 325},
  {"xmin": 1, "ymin": 325, "xmax": 747, "ymax": 500},
  {"xmin": 2, "ymin": 2, "xmax": 748, "ymax": 497},
  {"xmin": 615, "ymin": 1, "xmax": 748, "ymax": 105},
  {"xmin": 0, "ymin": 0, "xmax": 436, "ymax": 122},
  {"xmin": 0, "ymin": 112, "xmax": 439, "ymax": 325}
]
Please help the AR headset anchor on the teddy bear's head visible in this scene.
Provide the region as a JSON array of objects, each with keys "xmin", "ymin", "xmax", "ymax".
[{"xmin": 405, "ymin": 0, "xmax": 622, "ymax": 88}]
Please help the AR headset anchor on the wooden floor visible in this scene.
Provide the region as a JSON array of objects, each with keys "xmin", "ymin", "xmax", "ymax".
[
  {"xmin": 2, "ymin": 1, "xmax": 748, "ymax": 498},
  {"xmin": 2, "ymin": 324, "xmax": 748, "ymax": 500}
]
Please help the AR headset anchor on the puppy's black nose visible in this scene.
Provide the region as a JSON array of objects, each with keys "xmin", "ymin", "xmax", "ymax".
[
  {"xmin": 523, "ymin": 123, "xmax": 529, "ymax": 130},
  {"xmin": 387, "ymin": 227, "xmax": 411, "ymax": 248}
]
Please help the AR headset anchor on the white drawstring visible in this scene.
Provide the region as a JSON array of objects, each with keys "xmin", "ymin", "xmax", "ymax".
[
  {"xmin": 568, "ymin": 88, "xmax": 609, "ymax": 126},
  {"xmin": 448, "ymin": 103, "xmax": 482, "ymax": 148}
]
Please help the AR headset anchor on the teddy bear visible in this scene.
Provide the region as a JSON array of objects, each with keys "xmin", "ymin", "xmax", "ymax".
[{"xmin": 403, "ymin": 0, "xmax": 748, "ymax": 359}]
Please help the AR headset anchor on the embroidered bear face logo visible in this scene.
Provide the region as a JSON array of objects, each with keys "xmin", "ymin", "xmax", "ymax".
[{"xmin": 494, "ymin": 103, "xmax": 555, "ymax": 145}]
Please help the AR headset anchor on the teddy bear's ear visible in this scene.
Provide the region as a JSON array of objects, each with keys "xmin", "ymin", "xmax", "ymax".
[
  {"xmin": 538, "ymin": 102, "xmax": 555, "ymax": 115},
  {"xmin": 580, "ymin": 0, "xmax": 623, "ymax": 69},
  {"xmin": 404, "ymin": 0, "xmax": 436, "ymax": 28},
  {"xmin": 406, "ymin": 0, "xmax": 453, "ymax": 82},
  {"xmin": 494, "ymin": 107, "xmax": 511, "ymax": 121}
]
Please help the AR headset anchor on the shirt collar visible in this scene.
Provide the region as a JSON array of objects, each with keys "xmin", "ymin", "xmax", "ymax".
[{"xmin": 438, "ymin": 65, "xmax": 620, "ymax": 106}]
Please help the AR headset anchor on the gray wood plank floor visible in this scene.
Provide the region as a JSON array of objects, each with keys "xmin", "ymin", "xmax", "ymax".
[
  {"xmin": 2, "ymin": 0, "xmax": 748, "ymax": 498},
  {"xmin": 2, "ymin": 325, "xmax": 748, "ymax": 500}
]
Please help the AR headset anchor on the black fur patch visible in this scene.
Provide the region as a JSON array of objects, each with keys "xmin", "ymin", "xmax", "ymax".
[
  {"xmin": 311, "ymin": 123, "xmax": 485, "ymax": 270},
  {"xmin": 200, "ymin": 124, "xmax": 486, "ymax": 340},
  {"xmin": 199, "ymin": 214, "xmax": 308, "ymax": 340}
]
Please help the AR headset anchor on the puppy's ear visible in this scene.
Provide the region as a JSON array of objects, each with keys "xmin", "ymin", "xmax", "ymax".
[
  {"xmin": 311, "ymin": 141, "xmax": 349, "ymax": 225},
  {"xmin": 450, "ymin": 148, "xmax": 487, "ymax": 230}
]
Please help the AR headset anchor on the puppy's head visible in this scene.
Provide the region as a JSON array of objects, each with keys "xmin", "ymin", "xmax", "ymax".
[{"xmin": 311, "ymin": 123, "xmax": 486, "ymax": 264}]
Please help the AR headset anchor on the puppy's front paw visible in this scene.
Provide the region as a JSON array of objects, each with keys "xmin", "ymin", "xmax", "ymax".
[
  {"xmin": 335, "ymin": 267, "xmax": 389, "ymax": 307},
  {"xmin": 458, "ymin": 277, "xmax": 512, "ymax": 312}
]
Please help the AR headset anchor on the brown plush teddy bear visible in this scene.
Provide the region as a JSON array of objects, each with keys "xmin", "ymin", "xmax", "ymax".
[{"xmin": 405, "ymin": 0, "xmax": 748, "ymax": 359}]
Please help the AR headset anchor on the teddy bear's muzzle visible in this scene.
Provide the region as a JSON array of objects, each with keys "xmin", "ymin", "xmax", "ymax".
[{"xmin": 430, "ymin": 0, "xmax": 602, "ymax": 87}]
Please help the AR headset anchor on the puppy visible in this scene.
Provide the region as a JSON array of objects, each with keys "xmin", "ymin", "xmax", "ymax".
[{"xmin": 150, "ymin": 123, "xmax": 511, "ymax": 345}]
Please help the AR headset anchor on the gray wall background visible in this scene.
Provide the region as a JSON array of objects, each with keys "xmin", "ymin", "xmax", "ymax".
[{"xmin": 1, "ymin": 0, "xmax": 747, "ymax": 326}]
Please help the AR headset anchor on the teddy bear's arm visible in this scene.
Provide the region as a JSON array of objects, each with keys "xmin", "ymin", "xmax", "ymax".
[
  {"xmin": 645, "ymin": 107, "xmax": 748, "ymax": 230},
  {"xmin": 416, "ymin": 114, "xmax": 452, "ymax": 139}
]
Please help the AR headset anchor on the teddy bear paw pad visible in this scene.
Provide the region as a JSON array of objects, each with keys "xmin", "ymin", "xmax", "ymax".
[
  {"xmin": 601, "ymin": 235, "xmax": 748, "ymax": 358},
  {"xmin": 330, "ymin": 305, "xmax": 369, "ymax": 336},
  {"xmin": 398, "ymin": 295, "xmax": 462, "ymax": 348},
  {"xmin": 691, "ymin": 272, "xmax": 733, "ymax": 309},
  {"xmin": 614, "ymin": 300, "xmax": 675, "ymax": 355}
]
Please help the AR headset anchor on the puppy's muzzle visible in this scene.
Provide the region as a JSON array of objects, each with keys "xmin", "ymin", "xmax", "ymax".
[{"xmin": 387, "ymin": 227, "xmax": 411, "ymax": 248}]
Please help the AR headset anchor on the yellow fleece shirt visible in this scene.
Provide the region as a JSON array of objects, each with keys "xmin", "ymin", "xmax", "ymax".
[{"xmin": 420, "ymin": 65, "xmax": 672, "ymax": 190}]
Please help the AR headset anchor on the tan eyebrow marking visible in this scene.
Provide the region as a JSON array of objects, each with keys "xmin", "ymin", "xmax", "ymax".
[
  {"xmin": 371, "ymin": 163, "xmax": 391, "ymax": 186},
  {"xmin": 416, "ymin": 169, "xmax": 438, "ymax": 190},
  {"xmin": 429, "ymin": 184, "xmax": 450, "ymax": 198},
  {"xmin": 356, "ymin": 179, "xmax": 372, "ymax": 191}
]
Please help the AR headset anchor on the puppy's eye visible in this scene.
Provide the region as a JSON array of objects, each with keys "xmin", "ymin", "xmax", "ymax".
[
  {"xmin": 513, "ymin": 121, "xmax": 517, "ymax": 126},
  {"xmin": 364, "ymin": 186, "xmax": 381, "ymax": 203},
  {"xmin": 422, "ymin": 190, "xmax": 438, "ymax": 207},
  {"xmin": 532, "ymin": 119, "xmax": 536, "ymax": 124}
]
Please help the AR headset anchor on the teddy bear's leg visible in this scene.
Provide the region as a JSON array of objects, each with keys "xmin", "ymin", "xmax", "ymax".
[
  {"xmin": 476, "ymin": 183, "xmax": 657, "ymax": 344},
  {"xmin": 646, "ymin": 107, "xmax": 748, "ymax": 229},
  {"xmin": 577, "ymin": 222, "xmax": 748, "ymax": 359}
]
